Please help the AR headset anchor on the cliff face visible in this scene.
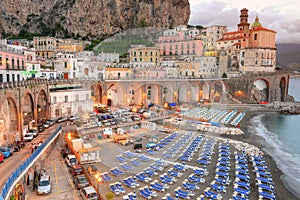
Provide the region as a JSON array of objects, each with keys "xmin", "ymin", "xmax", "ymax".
[{"xmin": 0, "ymin": 0, "xmax": 190, "ymax": 39}]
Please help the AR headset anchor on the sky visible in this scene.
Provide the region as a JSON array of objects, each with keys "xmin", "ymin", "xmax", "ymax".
[{"xmin": 189, "ymin": 0, "xmax": 300, "ymax": 44}]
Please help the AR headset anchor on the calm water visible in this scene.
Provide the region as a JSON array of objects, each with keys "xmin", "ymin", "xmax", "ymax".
[{"xmin": 249, "ymin": 78, "xmax": 300, "ymax": 195}]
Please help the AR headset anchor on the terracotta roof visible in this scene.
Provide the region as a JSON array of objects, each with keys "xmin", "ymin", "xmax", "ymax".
[{"xmin": 252, "ymin": 27, "xmax": 276, "ymax": 33}]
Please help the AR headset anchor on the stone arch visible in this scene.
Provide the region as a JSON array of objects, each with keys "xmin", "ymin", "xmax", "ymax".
[
  {"xmin": 251, "ymin": 79, "xmax": 270, "ymax": 103},
  {"xmin": 200, "ymin": 82, "xmax": 210, "ymax": 102},
  {"xmin": 190, "ymin": 82, "xmax": 201, "ymax": 102},
  {"xmin": 92, "ymin": 83, "xmax": 103, "ymax": 104},
  {"xmin": 130, "ymin": 82, "xmax": 175, "ymax": 106},
  {"xmin": 279, "ymin": 77, "xmax": 287, "ymax": 102},
  {"xmin": 37, "ymin": 89, "xmax": 48, "ymax": 123},
  {"xmin": 22, "ymin": 92, "xmax": 34, "ymax": 126},
  {"xmin": 214, "ymin": 81, "xmax": 225, "ymax": 103},
  {"xmin": 0, "ymin": 96, "xmax": 19, "ymax": 145},
  {"xmin": 178, "ymin": 83, "xmax": 188, "ymax": 103}
]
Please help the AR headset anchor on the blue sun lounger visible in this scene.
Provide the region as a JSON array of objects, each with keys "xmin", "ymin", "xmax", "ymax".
[
  {"xmin": 110, "ymin": 168, "xmax": 124, "ymax": 176},
  {"xmin": 139, "ymin": 155, "xmax": 150, "ymax": 162},
  {"xmin": 116, "ymin": 155, "xmax": 127, "ymax": 162},
  {"xmin": 259, "ymin": 191, "xmax": 276, "ymax": 200},
  {"xmin": 121, "ymin": 163, "xmax": 133, "ymax": 171}
]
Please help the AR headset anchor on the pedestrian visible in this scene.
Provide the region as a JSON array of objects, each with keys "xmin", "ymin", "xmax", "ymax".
[
  {"xmin": 26, "ymin": 174, "xmax": 30, "ymax": 186},
  {"xmin": 34, "ymin": 143, "xmax": 37, "ymax": 151},
  {"xmin": 30, "ymin": 143, "xmax": 34, "ymax": 153},
  {"xmin": 34, "ymin": 176, "xmax": 39, "ymax": 191}
]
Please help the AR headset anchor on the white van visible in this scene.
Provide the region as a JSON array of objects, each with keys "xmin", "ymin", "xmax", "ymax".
[
  {"xmin": 37, "ymin": 174, "xmax": 51, "ymax": 195},
  {"xmin": 80, "ymin": 186, "xmax": 99, "ymax": 200}
]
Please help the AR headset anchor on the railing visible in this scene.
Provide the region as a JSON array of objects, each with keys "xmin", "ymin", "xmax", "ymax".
[{"xmin": 0, "ymin": 126, "xmax": 62, "ymax": 200}]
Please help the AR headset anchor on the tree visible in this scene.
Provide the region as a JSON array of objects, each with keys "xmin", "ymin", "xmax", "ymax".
[{"xmin": 222, "ymin": 73, "xmax": 227, "ymax": 78}]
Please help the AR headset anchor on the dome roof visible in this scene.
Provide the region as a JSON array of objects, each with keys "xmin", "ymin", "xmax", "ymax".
[{"xmin": 252, "ymin": 16, "xmax": 262, "ymax": 28}]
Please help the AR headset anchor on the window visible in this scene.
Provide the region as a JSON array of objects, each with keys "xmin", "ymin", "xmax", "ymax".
[
  {"xmin": 17, "ymin": 74, "xmax": 20, "ymax": 81},
  {"xmin": 86, "ymin": 94, "xmax": 89, "ymax": 100},
  {"xmin": 64, "ymin": 62, "xmax": 67, "ymax": 68},
  {"xmin": 242, "ymin": 52, "xmax": 245, "ymax": 57},
  {"xmin": 0, "ymin": 55, "xmax": 2, "ymax": 66},
  {"xmin": 12, "ymin": 58, "xmax": 14, "ymax": 69},
  {"xmin": 22, "ymin": 61, "xmax": 24, "ymax": 69},
  {"xmin": 32, "ymin": 65, "xmax": 35, "ymax": 70},
  {"xmin": 64, "ymin": 96, "xmax": 68, "ymax": 102},
  {"xmin": 6, "ymin": 74, "xmax": 9, "ymax": 82},
  {"xmin": 17, "ymin": 60, "xmax": 20, "ymax": 69},
  {"xmin": 6, "ymin": 57, "xmax": 9, "ymax": 69},
  {"xmin": 0, "ymin": 74, "xmax": 2, "ymax": 82},
  {"xmin": 254, "ymin": 34, "xmax": 257, "ymax": 40},
  {"xmin": 53, "ymin": 97, "xmax": 57, "ymax": 104},
  {"xmin": 163, "ymin": 88, "xmax": 168, "ymax": 94},
  {"xmin": 76, "ymin": 95, "xmax": 79, "ymax": 101}
]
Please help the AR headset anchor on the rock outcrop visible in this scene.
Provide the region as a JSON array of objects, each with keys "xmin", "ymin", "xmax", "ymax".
[{"xmin": 0, "ymin": 0, "xmax": 190, "ymax": 39}]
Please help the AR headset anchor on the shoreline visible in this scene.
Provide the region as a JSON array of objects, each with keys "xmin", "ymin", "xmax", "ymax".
[{"xmin": 230, "ymin": 106, "xmax": 299, "ymax": 200}]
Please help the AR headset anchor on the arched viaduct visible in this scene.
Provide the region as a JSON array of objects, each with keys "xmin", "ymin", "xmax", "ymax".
[
  {"xmin": 0, "ymin": 71, "xmax": 290, "ymax": 145},
  {"xmin": 92, "ymin": 71, "xmax": 290, "ymax": 107}
]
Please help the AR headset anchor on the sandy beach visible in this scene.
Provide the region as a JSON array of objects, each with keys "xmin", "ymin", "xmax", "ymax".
[
  {"xmin": 225, "ymin": 105, "xmax": 300, "ymax": 200},
  {"xmin": 83, "ymin": 104, "xmax": 299, "ymax": 200}
]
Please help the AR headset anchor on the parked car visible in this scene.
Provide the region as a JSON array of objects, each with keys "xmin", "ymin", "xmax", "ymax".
[
  {"xmin": 48, "ymin": 118, "xmax": 56, "ymax": 126},
  {"xmin": 23, "ymin": 133, "xmax": 34, "ymax": 142},
  {"xmin": 28, "ymin": 129, "xmax": 38, "ymax": 138},
  {"xmin": 56, "ymin": 116, "xmax": 68, "ymax": 123},
  {"xmin": 70, "ymin": 164, "xmax": 83, "ymax": 176},
  {"xmin": 43, "ymin": 121, "xmax": 51, "ymax": 129},
  {"xmin": 37, "ymin": 174, "xmax": 51, "ymax": 195},
  {"xmin": 0, "ymin": 152, "xmax": 4, "ymax": 163},
  {"xmin": 65, "ymin": 155, "xmax": 78, "ymax": 167},
  {"xmin": 73, "ymin": 175, "xmax": 89, "ymax": 190},
  {"xmin": 0, "ymin": 146, "xmax": 12, "ymax": 158},
  {"xmin": 38, "ymin": 124, "xmax": 45, "ymax": 132},
  {"xmin": 80, "ymin": 186, "xmax": 99, "ymax": 200}
]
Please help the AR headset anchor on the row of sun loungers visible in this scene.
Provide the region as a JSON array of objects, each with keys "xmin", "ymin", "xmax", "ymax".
[
  {"xmin": 251, "ymin": 155, "xmax": 276, "ymax": 200},
  {"xmin": 180, "ymin": 135, "xmax": 203, "ymax": 162},
  {"xmin": 163, "ymin": 132, "xmax": 193, "ymax": 159}
]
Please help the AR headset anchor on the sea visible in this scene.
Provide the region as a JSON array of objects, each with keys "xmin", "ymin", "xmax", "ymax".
[{"xmin": 249, "ymin": 78, "xmax": 300, "ymax": 197}]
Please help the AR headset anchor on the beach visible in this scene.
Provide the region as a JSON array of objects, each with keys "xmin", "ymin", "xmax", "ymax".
[
  {"xmin": 82, "ymin": 104, "xmax": 299, "ymax": 200},
  {"xmin": 229, "ymin": 105, "xmax": 300, "ymax": 200}
]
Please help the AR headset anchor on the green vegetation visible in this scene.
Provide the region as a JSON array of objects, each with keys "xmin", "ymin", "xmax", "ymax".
[
  {"xmin": 84, "ymin": 38, "xmax": 106, "ymax": 51},
  {"xmin": 105, "ymin": 192, "xmax": 114, "ymax": 200},
  {"xmin": 137, "ymin": 19, "xmax": 148, "ymax": 28},
  {"xmin": 94, "ymin": 27, "xmax": 163, "ymax": 55}
]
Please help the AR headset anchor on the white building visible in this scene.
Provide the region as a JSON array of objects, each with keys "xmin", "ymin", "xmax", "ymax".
[
  {"xmin": 200, "ymin": 25, "xmax": 228, "ymax": 52},
  {"xmin": 97, "ymin": 52, "xmax": 119, "ymax": 63},
  {"xmin": 49, "ymin": 84, "xmax": 93, "ymax": 118},
  {"xmin": 198, "ymin": 56, "xmax": 219, "ymax": 78}
]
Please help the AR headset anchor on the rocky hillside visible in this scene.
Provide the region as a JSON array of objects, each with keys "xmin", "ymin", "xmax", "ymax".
[{"xmin": 0, "ymin": 0, "xmax": 190, "ymax": 39}]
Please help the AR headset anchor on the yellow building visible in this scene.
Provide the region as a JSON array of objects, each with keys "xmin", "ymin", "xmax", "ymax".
[
  {"xmin": 57, "ymin": 38, "xmax": 84, "ymax": 52},
  {"xmin": 33, "ymin": 36, "xmax": 56, "ymax": 59},
  {"xmin": 129, "ymin": 45, "xmax": 160, "ymax": 63},
  {"xmin": 33, "ymin": 37, "xmax": 84, "ymax": 59}
]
